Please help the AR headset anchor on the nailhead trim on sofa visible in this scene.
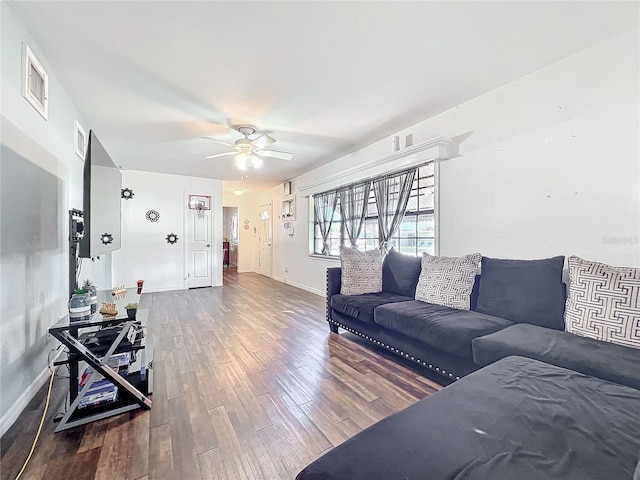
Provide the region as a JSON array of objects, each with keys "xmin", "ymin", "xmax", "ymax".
[
  {"xmin": 327, "ymin": 318, "xmax": 461, "ymax": 381},
  {"xmin": 325, "ymin": 269, "xmax": 461, "ymax": 381}
]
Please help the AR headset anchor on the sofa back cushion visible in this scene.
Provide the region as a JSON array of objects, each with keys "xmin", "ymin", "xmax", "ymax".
[
  {"xmin": 340, "ymin": 246, "xmax": 383, "ymax": 295},
  {"xmin": 382, "ymin": 248, "xmax": 422, "ymax": 297},
  {"xmin": 565, "ymin": 256, "xmax": 640, "ymax": 349},
  {"xmin": 415, "ymin": 253, "xmax": 482, "ymax": 310},
  {"xmin": 476, "ymin": 256, "xmax": 566, "ymax": 330}
]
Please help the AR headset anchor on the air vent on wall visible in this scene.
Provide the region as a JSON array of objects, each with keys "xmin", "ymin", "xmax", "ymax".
[{"xmin": 23, "ymin": 44, "xmax": 49, "ymax": 120}]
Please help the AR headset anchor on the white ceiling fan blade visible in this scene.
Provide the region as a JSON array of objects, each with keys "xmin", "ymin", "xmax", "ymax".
[
  {"xmin": 202, "ymin": 136, "xmax": 235, "ymax": 147},
  {"xmin": 251, "ymin": 134, "xmax": 276, "ymax": 149},
  {"xmin": 204, "ymin": 151, "xmax": 235, "ymax": 159},
  {"xmin": 255, "ymin": 149, "xmax": 293, "ymax": 161}
]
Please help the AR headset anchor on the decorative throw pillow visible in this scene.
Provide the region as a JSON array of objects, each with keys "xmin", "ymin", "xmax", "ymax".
[
  {"xmin": 415, "ymin": 253, "xmax": 482, "ymax": 310},
  {"xmin": 565, "ymin": 256, "xmax": 640, "ymax": 349},
  {"xmin": 340, "ymin": 246, "xmax": 383, "ymax": 295},
  {"xmin": 475, "ymin": 256, "xmax": 566, "ymax": 330},
  {"xmin": 382, "ymin": 248, "xmax": 422, "ymax": 297}
]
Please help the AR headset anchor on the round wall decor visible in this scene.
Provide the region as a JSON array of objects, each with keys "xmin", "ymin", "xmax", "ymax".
[
  {"xmin": 166, "ymin": 233, "xmax": 179, "ymax": 245},
  {"xmin": 145, "ymin": 210, "xmax": 160, "ymax": 222},
  {"xmin": 101, "ymin": 233, "xmax": 113, "ymax": 245},
  {"xmin": 121, "ymin": 188, "xmax": 134, "ymax": 200}
]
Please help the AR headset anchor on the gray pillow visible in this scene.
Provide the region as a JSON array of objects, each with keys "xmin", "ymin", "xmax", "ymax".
[
  {"xmin": 415, "ymin": 253, "xmax": 482, "ymax": 310},
  {"xmin": 565, "ymin": 256, "xmax": 640, "ymax": 349},
  {"xmin": 476, "ymin": 256, "xmax": 566, "ymax": 330},
  {"xmin": 340, "ymin": 246, "xmax": 383, "ymax": 295},
  {"xmin": 382, "ymin": 248, "xmax": 422, "ymax": 297}
]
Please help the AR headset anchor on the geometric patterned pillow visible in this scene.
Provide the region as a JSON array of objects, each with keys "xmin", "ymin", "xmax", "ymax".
[
  {"xmin": 565, "ymin": 256, "xmax": 640, "ymax": 349},
  {"xmin": 415, "ymin": 253, "xmax": 482, "ymax": 310},
  {"xmin": 340, "ymin": 246, "xmax": 383, "ymax": 295}
]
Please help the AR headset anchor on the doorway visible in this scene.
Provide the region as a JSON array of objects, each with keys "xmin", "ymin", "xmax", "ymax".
[
  {"xmin": 258, "ymin": 202, "xmax": 272, "ymax": 277},
  {"xmin": 223, "ymin": 206, "xmax": 239, "ymax": 269},
  {"xmin": 187, "ymin": 194, "xmax": 213, "ymax": 288}
]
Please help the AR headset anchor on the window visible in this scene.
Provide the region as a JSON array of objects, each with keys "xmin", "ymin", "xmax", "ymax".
[
  {"xmin": 312, "ymin": 163, "xmax": 435, "ymax": 256},
  {"xmin": 23, "ymin": 45, "xmax": 49, "ymax": 119}
]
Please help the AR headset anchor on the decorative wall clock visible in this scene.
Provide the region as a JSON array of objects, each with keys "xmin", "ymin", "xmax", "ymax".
[
  {"xmin": 145, "ymin": 210, "xmax": 160, "ymax": 222},
  {"xmin": 121, "ymin": 188, "xmax": 134, "ymax": 200},
  {"xmin": 166, "ymin": 233, "xmax": 178, "ymax": 245}
]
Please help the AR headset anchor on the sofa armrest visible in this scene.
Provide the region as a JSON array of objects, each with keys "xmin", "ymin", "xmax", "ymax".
[{"xmin": 326, "ymin": 267, "xmax": 342, "ymax": 322}]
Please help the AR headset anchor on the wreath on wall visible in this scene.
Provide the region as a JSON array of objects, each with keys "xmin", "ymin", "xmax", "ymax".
[
  {"xmin": 121, "ymin": 188, "xmax": 134, "ymax": 200},
  {"xmin": 145, "ymin": 210, "xmax": 160, "ymax": 222}
]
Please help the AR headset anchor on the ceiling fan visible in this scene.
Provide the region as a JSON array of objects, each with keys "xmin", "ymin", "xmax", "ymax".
[{"xmin": 202, "ymin": 125, "xmax": 293, "ymax": 170}]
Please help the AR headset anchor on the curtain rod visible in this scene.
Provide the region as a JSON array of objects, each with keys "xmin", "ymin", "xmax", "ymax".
[{"xmin": 313, "ymin": 161, "xmax": 432, "ymax": 198}]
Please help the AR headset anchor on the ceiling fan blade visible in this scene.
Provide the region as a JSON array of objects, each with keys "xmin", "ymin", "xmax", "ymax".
[
  {"xmin": 202, "ymin": 136, "xmax": 235, "ymax": 147},
  {"xmin": 255, "ymin": 149, "xmax": 293, "ymax": 161},
  {"xmin": 251, "ymin": 134, "xmax": 276, "ymax": 149},
  {"xmin": 204, "ymin": 151, "xmax": 235, "ymax": 159}
]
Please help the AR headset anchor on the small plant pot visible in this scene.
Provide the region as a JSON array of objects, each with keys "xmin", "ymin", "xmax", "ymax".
[{"xmin": 126, "ymin": 308, "xmax": 137, "ymax": 320}]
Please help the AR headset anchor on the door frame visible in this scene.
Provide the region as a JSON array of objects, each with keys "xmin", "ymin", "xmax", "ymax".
[
  {"xmin": 258, "ymin": 201, "xmax": 272, "ymax": 278},
  {"xmin": 183, "ymin": 191, "xmax": 216, "ymax": 289}
]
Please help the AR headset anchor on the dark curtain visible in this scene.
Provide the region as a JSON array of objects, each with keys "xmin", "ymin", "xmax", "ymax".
[
  {"xmin": 339, "ymin": 182, "xmax": 371, "ymax": 248},
  {"xmin": 313, "ymin": 191, "xmax": 338, "ymax": 255},
  {"xmin": 373, "ymin": 168, "xmax": 416, "ymax": 253}
]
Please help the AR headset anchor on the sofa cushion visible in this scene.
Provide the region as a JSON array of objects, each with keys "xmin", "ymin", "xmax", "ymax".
[
  {"xmin": 415, "ymin": 253, "xmax": 482, "ymax": 310},
  {"xmin": 331, "ymin": 293, "xmax": 413, "ymax": 324},
  {"xmin": 374, "ymin": 300, "xmax": 512, "ymax": 360},
  {"xmin": 472, "ymin": 323, "xmax": 640, "ymax": 390},
  {"xmin": 340, "ymin": 246, "xmax": 383, "ymax": 295},
  {"xmin": 565, "ymin": 256, "xmax": 640, "ymax": 349},
  {"xmin": 475, "ymin": 256, "xmax": 566, "ymax": 330},
  {"xmin": 296, "ymin": 357, "xmax": 640, "ymax": 480},
  {"xmin": 382, "ymin": 248, "xmax": 422, "ymax": 297}
]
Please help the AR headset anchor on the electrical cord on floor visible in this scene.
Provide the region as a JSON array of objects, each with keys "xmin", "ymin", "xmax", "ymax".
[{"xmin": 13, "ymin": 366, "xmax": 57, "ymax": 480}]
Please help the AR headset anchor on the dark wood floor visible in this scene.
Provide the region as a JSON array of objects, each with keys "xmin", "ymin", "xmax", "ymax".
[{"xmin": 1, "ymin": 270, "xmax": 443, "ymax": 480}]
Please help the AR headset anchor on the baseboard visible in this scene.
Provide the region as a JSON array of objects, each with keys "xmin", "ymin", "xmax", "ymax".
[
  {"xmin": 0, "ymin": 364, "xmax": 54, "ymax": 437},
  {"xmin": 140, "ymin": 285, "xmax": 185, "ymax": 294},
  {"xmin": 276, "ymin": 277, "xmax": 324, "ymax": 297}
]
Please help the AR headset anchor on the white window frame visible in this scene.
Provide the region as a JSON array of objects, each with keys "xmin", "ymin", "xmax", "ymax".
[
  {"xmin": 310, "ymin": 163, "xmax": 438, "ymax": 258},
  {"xmin": 23, "ymin": 44, "xmax": 49, "ymax": 120},
  {"xmin": 74, "ymin": 120, "xmax": 87, "ymax": 159}
]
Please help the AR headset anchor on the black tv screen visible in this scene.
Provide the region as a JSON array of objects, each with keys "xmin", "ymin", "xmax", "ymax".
[{"xmin": 79, "ymin": 131, "xmax": 121, "ymax": 258}]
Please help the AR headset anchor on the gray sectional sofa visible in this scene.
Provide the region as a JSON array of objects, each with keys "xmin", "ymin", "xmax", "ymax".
[
  {"xmin": 326, "ymin": 250, "xmax": 640, "ymax": 388},
  {"xmin": 299, "ymin": 251, "xmax": 640, "ymax": 480},
  {"xmin": 297, "ymin": 356, "xmax": 640, "ymax": 480}
]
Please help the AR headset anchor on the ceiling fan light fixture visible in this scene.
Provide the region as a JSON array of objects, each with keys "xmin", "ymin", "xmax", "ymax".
[
  {"xmin": 250, "ymin": 154, "xmax": 263, "ymax": 168},
  {"xmin": 235, "ymin": 153, "xmax": 248, "ymax": 170}
]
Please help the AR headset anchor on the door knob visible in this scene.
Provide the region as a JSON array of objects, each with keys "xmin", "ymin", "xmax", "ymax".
[{"xmin": 206, "ymin": 244, "xmax": 211, "ymax": 247}]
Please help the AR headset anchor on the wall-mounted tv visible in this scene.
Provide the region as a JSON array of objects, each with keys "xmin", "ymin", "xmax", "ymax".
[{"xmin": 79, "ymin": 131, "xmax": 121, "ymax": 258}]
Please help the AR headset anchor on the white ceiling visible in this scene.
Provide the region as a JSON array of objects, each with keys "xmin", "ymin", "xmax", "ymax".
[{"xmin": 9, "ymin": 1, "xmax": 638, "ymax": 196}]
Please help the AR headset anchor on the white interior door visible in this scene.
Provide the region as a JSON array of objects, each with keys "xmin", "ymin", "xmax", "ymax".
[
  {"xmin": 259, "ymin": 203, "xmax": 272, "ymax": 277},
  {"xmin": 187, "ymin": 204, "xmax": 212, "ymax": 288}
]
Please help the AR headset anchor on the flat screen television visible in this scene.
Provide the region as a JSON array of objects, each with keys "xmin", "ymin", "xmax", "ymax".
[{"xmin": 79, "ymin": 131, "xmax": 122, "ymax": 258}]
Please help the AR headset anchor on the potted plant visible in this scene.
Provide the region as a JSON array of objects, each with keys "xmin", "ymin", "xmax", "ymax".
[
  {"xmin": 125, "ymin": 302, "xmax": 138, "ymax": 320},
  {"xmin": 69, "ymin": 288, "xmax": 91, "ymax": 318},
  {"xmin": 83, "ymin": 279, "xmax": 98, "ymax": 312}
]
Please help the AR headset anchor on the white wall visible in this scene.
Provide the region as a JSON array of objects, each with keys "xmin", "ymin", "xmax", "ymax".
[
  {"xmin": 254, "ymin": 27, "xmax": 640, "ymax": 296},
  {"xmin": 113, "ymin": 170, "xmax": 223, "ymax": 292},
  {"xmin": 0, "ymin": 1, "xmax": 108, "ymax": 434}
]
